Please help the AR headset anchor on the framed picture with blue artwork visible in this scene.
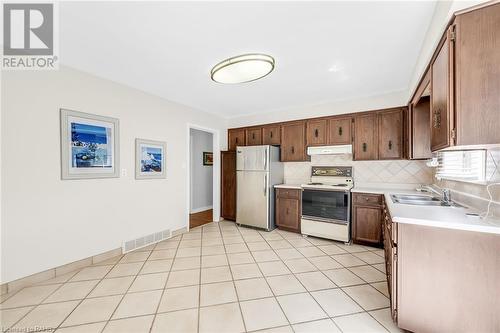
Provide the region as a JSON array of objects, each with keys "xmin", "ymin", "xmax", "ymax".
[
  {"xmin": 135, "ymin": 138, "xmax": 167, "ymax": 179},
  {"xmin": 60, "ymin": 109, "xmax": 120, "ymax": 179}
]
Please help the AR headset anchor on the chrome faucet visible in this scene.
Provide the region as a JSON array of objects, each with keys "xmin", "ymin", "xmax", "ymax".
[{"xmin": 442, "ymin": 189, "xmax": 451, "ymax": 204}]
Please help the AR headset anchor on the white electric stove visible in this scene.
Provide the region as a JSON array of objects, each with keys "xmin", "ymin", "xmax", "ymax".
[{"xmin": 300, "ymin": 166, "xmax": 353, "ymax": 243}]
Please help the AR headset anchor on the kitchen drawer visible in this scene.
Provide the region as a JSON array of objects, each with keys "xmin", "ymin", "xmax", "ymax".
[
  {"xmin": 276, "ymin": 188, "xmax": 301, "ymax": 200},
  {"xmin": 353, "ymin": 193, "xmax": 383, "ymax": 206}
]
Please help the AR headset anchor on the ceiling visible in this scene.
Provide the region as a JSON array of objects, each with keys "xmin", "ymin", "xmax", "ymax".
[{"xmin": 60, "ymin": 1, "xmax": 436, "ymax": 118}]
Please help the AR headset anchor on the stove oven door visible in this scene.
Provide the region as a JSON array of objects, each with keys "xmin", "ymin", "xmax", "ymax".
[{"xmin": 301, "ymin": 189, "xmax": 350, "ymax": 224}]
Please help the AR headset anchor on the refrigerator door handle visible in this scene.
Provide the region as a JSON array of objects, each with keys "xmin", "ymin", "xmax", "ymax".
[
  {"xmin": 263, "ymin": 147, "xmax": 268, "ymax": 171},
  {"xmin": 264, "ymin": 174, "xmax": 267, "ymax": 196}
]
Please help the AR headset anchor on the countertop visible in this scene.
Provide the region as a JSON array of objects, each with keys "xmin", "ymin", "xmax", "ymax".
[
  {"xmin": 274, "ymin": 184, "xmax": 302, "ymax": 189},
  {"xmin": 353, "ymin": 186, "xmax": 500, "ymax": 235}
]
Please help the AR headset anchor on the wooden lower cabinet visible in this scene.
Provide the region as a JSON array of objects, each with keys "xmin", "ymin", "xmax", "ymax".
[
  {"xmin": 220, "ymin": 151, "xmax": 236, "ymax": 221},
  {"xmin": 352, "ymin": 193, "xmax": 383, "ymax": 247},
  {"xmin": 382, "ymin": 200, "xmax": 398, "ymax": 323},
  {"xmin": 275, "ymin": 188, "xmax": 301, "ymax": 233}
]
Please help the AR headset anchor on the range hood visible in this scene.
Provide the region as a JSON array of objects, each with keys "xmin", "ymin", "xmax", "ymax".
[{"xmin": 307, "ymin": 145, "xmax": 352, "ymax": 156}]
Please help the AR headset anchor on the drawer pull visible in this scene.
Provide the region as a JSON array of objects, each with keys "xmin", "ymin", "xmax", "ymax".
[
  {"xmin": 362, "ymin": 143, "xmax": 367, "ymax": 152},
  {"xmin": 314, "ymin": 129, "xmax": 319, "ymax": 137},
  {"xmin": 339, "ymin": 127, "xmax": 343, "ymax": 136}
]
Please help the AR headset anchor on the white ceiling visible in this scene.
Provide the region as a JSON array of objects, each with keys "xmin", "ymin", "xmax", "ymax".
[{"xmin": 60, "ymin": 1, "xmax": 436, "ymax": 118}]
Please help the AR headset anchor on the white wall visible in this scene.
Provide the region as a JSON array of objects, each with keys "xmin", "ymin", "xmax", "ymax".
[
  {"xmin": 227, "ymin": 90, "xmax": 407, "ymax": 128},
  {"xmin": 1, "ymin": 66, "xmax": 226, "ymax": 283},
  {"xmin": 190, "ymin": 129, "xmax": 213, "ymax": 212}
]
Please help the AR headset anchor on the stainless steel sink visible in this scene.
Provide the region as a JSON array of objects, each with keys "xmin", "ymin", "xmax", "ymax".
[{"xmin": 390, "ymin": 194, "xmax": 463, "ymax": 207}]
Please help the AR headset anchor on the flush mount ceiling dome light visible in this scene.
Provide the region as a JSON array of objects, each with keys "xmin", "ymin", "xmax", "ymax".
[{"xmin": 210, "ymin": 53, "xmax": 275, "ymax": 84}]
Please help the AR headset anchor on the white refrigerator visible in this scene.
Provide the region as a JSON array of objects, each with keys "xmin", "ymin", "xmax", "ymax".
[{"xmin": 236, "ymin": 145, "xmax": 283, "ymax": 231}]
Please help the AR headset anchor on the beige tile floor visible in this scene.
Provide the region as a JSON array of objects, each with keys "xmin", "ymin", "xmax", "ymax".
[{"xmin": 0, "ymin": 221, "xmax": 403, "ymax": 333}]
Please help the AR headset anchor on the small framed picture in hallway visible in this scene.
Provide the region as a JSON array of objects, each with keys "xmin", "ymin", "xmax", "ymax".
[
  {"xmin": 135, "ymin": 139, "xmax": 167, "ymax": 179},
  {"xmin": 60, "ymin": 109, "xmax": 120, "ymax": 179},
  {"xmin": 203, "ymin": 152, "xmax": 213, "ymax": 166}
]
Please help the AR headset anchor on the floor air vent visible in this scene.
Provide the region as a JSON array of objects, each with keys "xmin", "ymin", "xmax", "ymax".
[{"xmin": 123, "ymin": 229, "xmax": 171, "ymax": 253}]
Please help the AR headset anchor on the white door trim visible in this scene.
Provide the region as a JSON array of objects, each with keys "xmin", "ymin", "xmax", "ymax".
[{"xmin": 186, "ymin": 124, "xmax": 221, "ymax": 231}]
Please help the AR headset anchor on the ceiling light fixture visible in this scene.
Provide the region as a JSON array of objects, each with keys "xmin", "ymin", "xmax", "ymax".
[{"xmin": 210, "ymin": 53, "xmax": 275, "ymax": 84}]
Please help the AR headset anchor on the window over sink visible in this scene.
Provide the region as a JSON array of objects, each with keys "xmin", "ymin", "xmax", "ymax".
[{"xmin": 435, "ymin": 150, "xmax": 487, "ymax": 183}]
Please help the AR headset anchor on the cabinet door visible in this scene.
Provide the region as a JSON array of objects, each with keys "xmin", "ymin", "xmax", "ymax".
[
  {"xmin": 228, "ymin": 129, "xmax": 245, "ymax": 151},
  {"xmin": 430, "ymin": 28, "xmax": 454, "ymax": 151},
  {"xmin": 262, "ymin": 125, "xmax": 281, "ymax": 145},
  {"xmin": 275, "ymin": 197, "xmax": 301, "ymax": 233},
  {"xmin": 378, "ymin": 109, "xmax": 403, "ymax": 160},
  {"xmin": 411, "ymin": 97, "xmax": 432, "ymax": 159},
  {"xmin": 455, "ymin": 4, "xmax": 500, "ymax": 146},
  {"xmin": 221, "ymin": 151, "xmax": 236, "ymax": 220},
  {"xmin": 328, "ymin": 117, "xmax": 352, "ymax": 145},
  {"xmin": 353, "ymin": 206, "xmax": 382, "ymax": 247},
  {"xmin": 353, "ymin": 114, "xmax": 378, "ymax": 160},
  {"xmin": 306, "ymin": 119, "xmax": 327, "ymax": 146},
  {"xmin": 281, "ymin": 122, "xmax": 307, "ymax": 162},
  {"xmin": 246, "ymin": 127, "xmax": 263, "ymax": 146}
]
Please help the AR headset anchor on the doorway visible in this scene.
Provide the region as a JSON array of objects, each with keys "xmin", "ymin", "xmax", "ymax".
[{"xmin": 189, "ymin": 127, "xmax": 217, "ymax": 228}]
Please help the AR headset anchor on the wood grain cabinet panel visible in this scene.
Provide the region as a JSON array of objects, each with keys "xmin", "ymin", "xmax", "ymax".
[
  {"xmin": 378, "ymin": 109, "xmax": 404, "ymax": 160},
  {"xmin": 353, "ymin": 114, "xmax": 378, "ymax": 160},
  {"xmin": 430, "ymin": 27, "xmax": 454, "ymax": 152},
  {"xmin": 454, "ymin": 3, "xmax": 500, "ymax": 146},
  {"xmin": 246, "ymin": 127, "xmax": 263, "ymax": 146},
  {"xmin": 306, "ymin": 119, "xmax": 328, "ymax": 146},
  {"xmin": 221, "ymin": 151, "xmax": 236, "ymax": 221},
  {"xmin": 352, "ymin": 193, "xmax": 383, "ymax": 247},
  {"xmin": 228, "ymin": 129, "xmax": 245, "ymax": 151},
  {"xmin": 281, "ymin": 122, "xmax": 307, "ymax": 162},
  {"xmin": 328, "ymin": 117, "xmax": 352, "ymax": 145},
  {"xmin": 262, "ymin": 125, "xmax": 281, "ymax": 145},
  {"xmin": 410, "ymin": 97, "xmax": 432, "ymax": 159},
  {"xmin": 275, "ymin": 188, "xmax": 301, "ymax": 233}
]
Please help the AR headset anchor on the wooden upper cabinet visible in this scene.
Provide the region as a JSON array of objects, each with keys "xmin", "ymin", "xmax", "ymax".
[
  {"xmin": 262, "ymin": 125, "xmax": 281, "ymax": 145},
  {"xmin": 408, "ymin": 69, "xmax": 432, "ymax": 160},
  {"xmin": 246, "ymin": 127, "xmax": 262, "ymax": 146},
  {"xmin": 454, "ymin": 4, "xmax": 500, "ymax": 146},
  {"xmin": 430, "ymin": 26, "xmax": 454, "ymax": 152},
  {"xmin": 354, "ymin": 114, "xmax": 378, "ymax": 160},
  {"xmin": 306, "ymin": 119, "xmax": 327, "ymax": 146},
  {"xmin": 378, "ymin": 108, "xmax": 404, "ymax": 160},
  {"xmin": 228, "ymin": 129, "xmax": 245, "ymax": 151},
  {"xmin": 411, "ymin": 97, "xmax": 432, "ymax": 159},
  {"xmin": 328, "ymin": 117, "xmax": 352, "ymax": 145},
  {"xmin": 281, "ymin": 121, "xmax": 307, "ymax": 162}
]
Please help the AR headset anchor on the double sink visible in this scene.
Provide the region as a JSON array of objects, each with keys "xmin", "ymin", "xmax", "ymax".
[{"xmin": 391, "ymin": 194, "xmax": 463, "ymax": 207}]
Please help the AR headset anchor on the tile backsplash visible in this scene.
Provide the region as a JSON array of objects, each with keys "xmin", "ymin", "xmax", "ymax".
[{"xmin": 284, "ymin": 154, "xmax": 433, "ymax": 185}]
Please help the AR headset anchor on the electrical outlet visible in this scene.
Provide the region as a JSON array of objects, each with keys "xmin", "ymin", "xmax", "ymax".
[{"xmin": 121, "ymin": 169, "xmax": 127, "ymax": 177}]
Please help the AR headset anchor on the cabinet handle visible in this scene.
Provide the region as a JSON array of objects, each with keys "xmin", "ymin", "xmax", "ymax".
[
  {"xmin": 362, "ymin": 143, "xmax": 367, "ymax": 152},
  {"xmin": 235, "ymin": 137, "xmax": 238, "ymax": 144},
  {"xmin": 339, "ymin": 127, "xmax": 343, "ymax": 136},
  {"xmin": 252, "ymin": 133, "xmax": 255, "ymax": 139},
  {"xmin": 270, "ymin": 131, "xmax": 273, "ymax": 138},
  {"xmin": 388, "ymin": 140, "xmax": 392, "ymax": 150},
  {"xmin": 314, "ymin": 129, "xmax": 319, "ymax": 137},
  {"xmin": 291, "ymin": 146, "xmax": 295, "ymax": 154},
  {"xmin": 433, "ymin": 109, "xmax": 441, "ymax": 129},
  {"xmin": 286, "ymin": 208, "xmax": 289, "ymax": 215}
]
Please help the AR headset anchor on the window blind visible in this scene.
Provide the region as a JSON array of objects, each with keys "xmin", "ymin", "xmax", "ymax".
[{"xmin": 436, "ymin": 150, "xmax": 486, "ymax": 182}]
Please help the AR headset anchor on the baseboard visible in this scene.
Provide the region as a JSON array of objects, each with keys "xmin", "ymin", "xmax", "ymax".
[
  {"xmin": 1, "ymin": 227, "xmax": 189, "ymax": 296},
  {"xmin": 190, "ymin": 205, "xmax": 213, "ymax": 214},
  {"xmin": 0, "ymin": 247, "xmax": 123, "ymax": 296}
]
